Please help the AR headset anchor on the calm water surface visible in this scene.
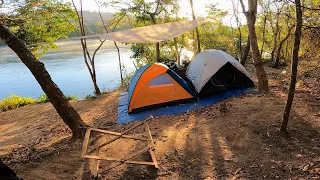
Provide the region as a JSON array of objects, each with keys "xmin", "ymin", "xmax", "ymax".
[{"xmin": 0, "ymin": 40, "xmax": 135, "ymax": 100}]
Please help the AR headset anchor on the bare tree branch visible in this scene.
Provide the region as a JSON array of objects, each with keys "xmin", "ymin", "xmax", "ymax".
[
  {"xmin": 92, "ymin": 39, "xmax": 106, "ymax": 62},
  {"xmin": 239, "ymin": 0, "xmax": 247, "ymax": 15}
]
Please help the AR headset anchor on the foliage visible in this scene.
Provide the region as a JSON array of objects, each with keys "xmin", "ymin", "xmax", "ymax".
[
  {"xmin": 37, "ymin": 94, "xmax": 78, "ymax": 102},
  {"xmin": 1, "ymin": 0, "xmax": 76, "ymax": 58},
  {"xmin": 66, "ymin": 95, "xmax": 78, "ymax": 101},
  {"xmin": 299, "ymin": 58, "xmax": 320, "ymax": 77},
  {"xmin": 120, "ymin": 72, "xmax": 135, "ymax": 87},
  {"xmin": 84, "ymin": 94, "xmax": 97, "ymax": 100},
  {"xmin": 0, "ymin": 94, "xmax": 36, "ymax": 111},
  {"xmin": 108, "ymin": 0, "xmax": 180, "ymax": 65},
  {"xmin": 37, "ymin": 94, "xmax": 49, "ymax": 103}
]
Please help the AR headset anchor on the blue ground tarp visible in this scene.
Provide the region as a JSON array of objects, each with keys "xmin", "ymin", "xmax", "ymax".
[{"xmin": 118, "ymin": 88, "xmax": 253, "ymax": 124}]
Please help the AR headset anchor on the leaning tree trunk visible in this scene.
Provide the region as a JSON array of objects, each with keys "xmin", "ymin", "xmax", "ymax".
[
  {"xmin": 247, "ymin": 15, "xmax": 269, "ymax": 92},
  {"xmin": 280, "ymin": 0, "xmax": 302, "ymax": 133},
  {"xmin": 240, "ymin": 36, "xmax": 250, "ymax": 65},
  {"xmin": 0, "ymin": 24, "xmax": 87, "ymax": 139},
  {"xmin": 240, "ymin": 0, "xmax": 269, "ymax": 92},
  {"xmin": 274, "ymin": 25, "xmax": 294, "ymax": 68},
  {"xmin": 190, "ymin": 0, "xmax": 201, "ymax": 53}
]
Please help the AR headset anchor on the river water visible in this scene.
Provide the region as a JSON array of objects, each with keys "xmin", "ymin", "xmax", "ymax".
[{"xmin": 0, "ymin": 40, "xmax": 136, "ymax": 100}]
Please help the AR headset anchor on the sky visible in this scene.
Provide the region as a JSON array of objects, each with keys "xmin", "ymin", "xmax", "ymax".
[{"xmin": 73, "ymin": 0, "xmax": 248, "ymax": 26}]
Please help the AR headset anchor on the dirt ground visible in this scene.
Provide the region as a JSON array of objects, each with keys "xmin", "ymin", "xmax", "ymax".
[{"xmin": 0, "ymin": 65, "xmax": 319, "ymax": 180}]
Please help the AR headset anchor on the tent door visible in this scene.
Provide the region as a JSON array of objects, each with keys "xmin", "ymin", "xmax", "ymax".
[{"xmin": 147, "ymin": 74, "xmax": 175, "ymax": 106}]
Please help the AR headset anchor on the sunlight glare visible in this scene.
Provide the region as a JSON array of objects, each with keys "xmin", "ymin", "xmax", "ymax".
[{"xmin": 178, "ymin": 0, "xmax": 207, "ymax": 17}]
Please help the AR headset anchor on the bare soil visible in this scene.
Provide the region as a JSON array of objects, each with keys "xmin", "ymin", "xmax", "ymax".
[{"xmin": 0, "ymin": 65, "xmax": 319, "ymax": 180}]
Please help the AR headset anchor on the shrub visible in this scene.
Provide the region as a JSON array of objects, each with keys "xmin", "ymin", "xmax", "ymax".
[
  {"xmin": 37, "ymin": 94, "xmax": 49, "ymax": 103},
  {"xmin": 0, "ymin": 94, "xmax": 36, "ymax": 111},
  {"xmin": 84, "ymin": 94, "xmax": 96, "ymax": 100},
  {"xmin": 120, "ymin": 72, "xmax": 135, "ymax": 87},
  {"xmin": 37, "ymin": 94, "xmax": 78, "ymax": 102},
  {"xmin": 66, "ymin": 95, "xmax": 78, "ymax": 101}
]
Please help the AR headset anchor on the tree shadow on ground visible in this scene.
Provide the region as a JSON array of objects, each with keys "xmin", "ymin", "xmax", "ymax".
[
  {"xmin": 10, "ymin": 90, "xmax": 320, "ymax": 180},
  {"xmin": 204, "ymin": 92, "xmax": 320, "ymax": 179},
  {"xmin": 110, "ymin": 91, "xmax": 320, "ymax": 179}
]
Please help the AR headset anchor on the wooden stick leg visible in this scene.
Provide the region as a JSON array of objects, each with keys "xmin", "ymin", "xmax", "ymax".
[
  {"xmin": 92, "ymin": 148, "xmax": 100, "ymax": 177},
  {"xmin": 145, "ymin": 123, "xmax": 159, "ymax": 168},
  {"xmin": 149, "ymin": 149, "xmax": 158, "ymax": 169},
  {"xmin": 81, "ymin": 129, "xmax": 91, "ymax": 158}
]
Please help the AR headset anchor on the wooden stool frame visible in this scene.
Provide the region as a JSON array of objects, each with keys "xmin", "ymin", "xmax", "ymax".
[{"xmin": 81, "ymin": 119, "xmax": 158, "ymax": 177}]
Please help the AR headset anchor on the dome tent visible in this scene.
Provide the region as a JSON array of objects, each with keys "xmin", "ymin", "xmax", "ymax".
[
  {"xmin": 186, "ymin": 49, "xmax": 254, "ymax": 97},
  {"xmin": 127, "ymin": 63, "xmax": 197, "ymax": 113}
]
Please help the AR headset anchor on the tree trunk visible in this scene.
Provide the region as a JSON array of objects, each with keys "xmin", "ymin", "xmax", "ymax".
[
  {"xmin": 240, "ymin": 0, "xmax": 269, "ymax": 92},
  {"xmin": 190, "ymin": 0, "xmax": 201, "ymax": 53},
  {"xmin": 260, "ymin": 14, "xmax": 267, "ymax": 57},
  {"xmin": 80, "ymin": 39, "xmax": 101, "ymax": 96},
  {"xmin": 280, "ymin": 0, "xmax": 302, "ymax": 134},
  {"xmin": 72, "ymin": 0, "xmax": 102, "ymax": 96},
  {"xmin": 274, "ymin": 25, "xmax": 294, "ymax": 68},
  {"xmin": 149, "ymin": 15, "xmax": 160, "ymax": 62},
  {"xmin": 241, "ymin": 36, "xmax": 250, "ymax": 65},
  {"xmin": 92, "ymin": 77, "xmax": 101, "ymax": 95},
  {"xmin": 0, "ymin": 24, "xmax": 87, "ymax": 139},
  {"xmin": 114, "ymin": 41, "xmax": 123, "ymax": 84},
  {"xmin": 238, "ymin": 27, "xmax": 242, "ymax": 58},
  {"xmin": 271, "ymin": 11, "xmax": 280, "ymax": 62},
  {"xmin": 155, "ymin": 42, "xmax": 160, "ymax": 62},
  {"xmin": 173, "ymin": 38, "xmax": 180, "ymax": 65},
  {"xmin": 232, "ymin": 0, "xmax": 242, "ymax": 58}
]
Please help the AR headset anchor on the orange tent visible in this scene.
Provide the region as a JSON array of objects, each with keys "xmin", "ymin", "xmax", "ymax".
[{"xmin": 127, "ymin": 63, "xmax": 197, "ymax": 113}]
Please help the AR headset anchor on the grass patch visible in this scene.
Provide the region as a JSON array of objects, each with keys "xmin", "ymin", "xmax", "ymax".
[
  {"xmin": 0, "ymin": 94, "xmax": 79, "ymax": 112},
  {"xmin": 37, "ymin": 94, "xmax": 78, "ymax": 103},
  {"xmin": 0, "ymin": 94, "xmax": 36, "ymax": 111}
]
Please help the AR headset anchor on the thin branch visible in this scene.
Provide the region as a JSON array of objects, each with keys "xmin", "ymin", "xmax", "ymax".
[
  {"xmin": 153, "ymin": 0, "xmax": 161, "ymax": 14},
  {"xmin": 92, "ymin": 39, "xmax": 106, "ymax": 61},
  {"xmin": 72, "ymin": 0, "xmax": 92, "ymax": 73},
  {"xmin": 71, "ymin": 0, "xmax": 83, "ymax": 34},
  {"xmin": 239, "ymin": 0, "xmax": 247, "ymax": 15},
  {"xmin": 112, "ymin": 12, "xmax": 127, "ymax": 32},
  {"xmin": 303, "ymin": 25, "xmax": 319, "ymax": 29},
  {"xmin": 95, "ymin": 0, "xmax": 110, "ymax": 33}
]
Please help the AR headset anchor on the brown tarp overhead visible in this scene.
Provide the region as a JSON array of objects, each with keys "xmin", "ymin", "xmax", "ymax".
[{"xmin": 70, "ymin": 18, "xmax": 210, "ymax": 43}]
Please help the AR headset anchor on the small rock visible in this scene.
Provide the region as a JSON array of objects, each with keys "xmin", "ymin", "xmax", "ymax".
[{"xmin": 296, "ymin": 154, "xmax": 303, "ymax": 158}]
